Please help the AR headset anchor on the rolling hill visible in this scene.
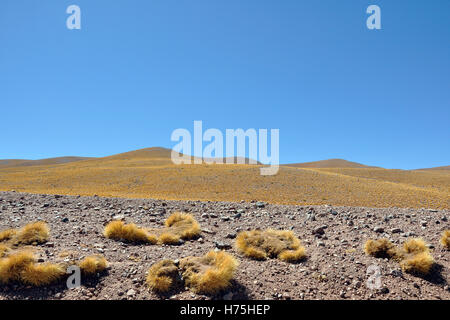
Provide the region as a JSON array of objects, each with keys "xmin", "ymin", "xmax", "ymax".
[
  {"xmin": 0, "ymin": 148, "xmax": 448, "ymax": 209},
  {"xmin": 283, "ymin": 159, "xmax": 378, "ymax": 168},
  {"xmin": 0, "ymin": 156, "xmax": 93, "ymax": 169}
]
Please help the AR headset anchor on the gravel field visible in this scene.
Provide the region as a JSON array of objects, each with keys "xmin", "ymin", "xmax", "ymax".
[{"xmin": 0, "ymin": 191, "xmax": 448, "ymax": 300}]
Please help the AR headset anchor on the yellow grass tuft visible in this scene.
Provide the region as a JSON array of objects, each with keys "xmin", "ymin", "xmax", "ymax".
[
  {"xmin": 402, "ymin": 238, "xmax": 428, "ymax": 255},
  {"xmin": 0, "ymin": 229, "xmax": 16, "ymax": 242},
  {"xmin": 20, "ymin": 262, "xmax": 66, "ymax": 286},
  {"xmin": 0, "ymin": 244, "xmax": 10, "ymax": 258},
  {"xmin": 78, "ymin": 255, "xmax": 108, "ymax": 275},
  {"xmin": 236, "ymin": 229, "xmax": 306, "ymax": 262},
  {"xmin": 103, "ymin": 220, "xmax": 157, "ymax": 244},
  {"xmin": 363, "ymin": 238, "xmax": 402, "ymax": 260},
  {"xmin": 158, "ymin": 232, "xmax": 181, "ymax": 245},
  {"xmin": 440, "ymin": 230, "xmax": 450, "ymax": 250},
  {"xmin": 180, "ymin": 250, "xmax": 238, "ymax": 294},
  {"xmin": 11, "ymin": 222, "xmax": 50, "ymax": 246},
  {"xmin": 400, "ymin": 251, "xmax": 435, "ymax": 275},
  {"xmin": 164, "ymin": 212, "xmax": 201, "ymax": 240},
  {"xmin": 0, "ymin": 250, "xmax": 36, "ymax": 283},
  {"xmin": 365, "ymin": 237, "xmax": 435, "ymax": 275},
  {"xmin": 146, "ymin": 259, "xmax": 180, "ymax": 293}
]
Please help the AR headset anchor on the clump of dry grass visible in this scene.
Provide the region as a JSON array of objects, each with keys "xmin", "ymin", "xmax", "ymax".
[
  {"xmin": 235, "ymin": 229, "xmax": 306, "ymax": 262},
  {"xmin": 147, "ymin": 212, "xmax": 202, "ymax": 245},
  {"xmin": 0, "ymin": 244, "xmax": 10, "ymax": 258},
  {"xmin": 179, "ymin": 251, "xmax": 238, "ymax": 294},
  {"xmin": 0, "ymin": 222, "xmax": 50, "ymax": 247},
  {"xmin": 103, "ymin": 220, "xmax": 157, "ymax": 244},
  {"xmin": 400, "ymin": 251, "xmax": 434, "ymax": 275},
  {"xmin": 399, "ymin": 238, "xmax": 434, "ymax": 275},
  {"xmin": 440, "ymin": 230, "xmax": 450, "ymax": 250},
  {"xmin": 146, "ymin": 259, "xmax": 180, "ymax": 293},
  {"xmin": 0, "ymin": 229, "xmax": 16, "ymax": 242},
  {"xmin": 363, "ymin": 238, "xmax": 402, "ymax": 260},
  {"xmin": 0, "ymin": 249, "xmax": 65, "ymax": 286},
  {"xmin": 12, "ymin": 222, "xmax": 50, "ymax": 245},
  {"xmin": 0, "ymin": 250, "xmax": 35, "ymax": 283},
  {"xmin": 365, "ymin": 237, "xmax": 435, "ymax": 275},
  {"xmin": 20, "ymin": 262, "xmax": 66, "ymax": 286},
  {"xmin": 78, "ymin": 255, "xmax": 108, "ymax": 275}
]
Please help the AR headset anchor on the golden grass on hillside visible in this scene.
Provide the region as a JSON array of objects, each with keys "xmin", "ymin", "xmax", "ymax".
[
  {"xmin": 236, "ymin": 229, "xmax": 306, "ymax": 262},
  {"xmin": 103, "ymin": 220, "xmax": 157, "ymax": 244},
  {"xmin": 365, "ymin": 237, "xmax": 435, "ymax": 275},
  {"xmin": 179, "ymin": 251, "xmax": 238, "ymax": 294},
  {"xmin": 440, "ymin": 230, "xmax": 450, "ymax": 250},
  {"xmin": 78, "ymin": 255, "xmax": 108, "ymax": 275},
  {"xmin": 363, "ymin": 239, "xmax": 402, "ymax": 260},
  {"xmin": 0, "ymin": 148, "xmax": 448, "ymax": 209},
  {"xmin": 146, "ymin": 259, "xmax": 180, "ymax": 293}
]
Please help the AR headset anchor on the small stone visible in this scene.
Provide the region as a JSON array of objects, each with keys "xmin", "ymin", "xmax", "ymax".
[
  {"xmin": 374, "ymin": 226, "xmax": 384, "ymax": 233},
  {"xmin": 127, "ymin": 289, "xmax": 136, "ymax": 296},
  {"xmin": 391, "ymin": 228, "xmax": 402, "ymax": 233}
]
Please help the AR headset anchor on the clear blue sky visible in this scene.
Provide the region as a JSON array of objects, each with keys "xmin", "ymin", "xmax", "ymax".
[{"xmin": 0, "ymin": 0, "xmax": 449, "ymax": 169}]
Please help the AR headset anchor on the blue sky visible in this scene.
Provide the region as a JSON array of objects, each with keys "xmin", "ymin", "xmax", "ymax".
[{"xmin": 0, "ymin": 0, "xmax": 449, "ymax": 169}]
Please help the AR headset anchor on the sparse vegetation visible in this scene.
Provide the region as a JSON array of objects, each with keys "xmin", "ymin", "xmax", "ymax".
[
  {"xmin": 179, "ymin": 251, "xmax": 238, "ymax": 294},
  {"xmin": 103, "ymin": 220, "xmax": 157, "ymax": 244},
  {"xmin": 440, "ymin": 230, "xmax": 450, "ymax": 250},
  {"xmin": 146, "ymin": 259, "xmax": 180, "ymax": 293},
  {"xmin": 104, "ymin": 213, "xmax": 201, "ymax": 245},
  {"xmin": 236, "ymin": 229, "xmax": 306, "ymax": 262},
  {"xmin": 79, "ymin": 255, "xmax": 108, "ymax": 275},
  {"xmin": 0, "ymin": 148, "xmax": 448, "ymax": 209}
]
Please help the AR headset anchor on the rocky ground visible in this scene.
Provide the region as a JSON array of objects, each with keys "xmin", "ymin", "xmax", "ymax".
[{"xmin": 0, "ymin": 191, "xmax": 448, "ymax": 300}]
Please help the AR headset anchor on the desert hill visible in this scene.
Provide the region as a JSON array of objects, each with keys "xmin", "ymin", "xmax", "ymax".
[
  {"xmin": 283, "ymin": 159, "xmax": 378, "ymax": 169},
  {"xmin": 0, "ymin": 156, "xmax": 92, "ymax": 169},
  {"xmin": 0, "ymin": 148, "xmax": 448, "ymax": 209},
  {"xmin": 415, "ymin": 165, "xmax": 450, "ymax": 171}
]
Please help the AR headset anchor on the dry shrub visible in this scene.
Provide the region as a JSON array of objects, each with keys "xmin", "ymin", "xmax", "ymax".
[
  {"xmin": 440, "ymin": 230, "xmax": 450, "ymax": 250},
  {"xmin": 236, "ymin": 229, "xmax": 306, "ymax": 262},
  {"xmin": 365, "ymin": 237, "xmax": 435, "ymax": 275},
  {"xmin": 0, "ymin": 250, "xmax": 65, "ymax": 286},
  {"xmin": 179, "ymin": 250, "xmax": 238, "ymax": 294},
  {"xmin": 20, "ymin": 262, "xmax": 66, "ymax": 286},
  {"xmin": 402, "ymin": 238, "xmax": 428, "ymax": 255},
  {"xmin": 164, "ymin": 212, "xmax": 201, "ymax": 240},
  {"xmin": 363, "ymin": 238, "xmax": 402, "ymax": 260},
  {"xmin": 0, "ymin": 244, "xmax": 10, "ymax": 258},
  {"xmin": 13, "ymin": 221, "xmax": 50, "ymax": 245},
  {"xmin": 103, "ymin": 220, "xmax": 157, "ymax": 244},
  {"xmin": 0, "ymin": 250, "xmax": 35, "ymax": 283},
  {"xmin": 146, "ymin": 259, "xmax": 180, "ymax": 293},
  {"xmin": 79, "ymin": 255, "xmax": 108, "ymax": 275},
  {"xmin": 0, "ymin": 229, "xmax": 16, "ymax": 242},
  {"xmin": 0, "ymin": 222, "xmax": 49, "ymax": 246}
]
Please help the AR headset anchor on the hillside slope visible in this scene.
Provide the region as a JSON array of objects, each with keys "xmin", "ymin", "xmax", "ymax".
[
  {"xmin": 283, "ymin": 159, "xmax": 378, "ymax": 169},
  {"xmin": 0, "ymin": 148, "xmax": 448, "ymax": 209}
]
